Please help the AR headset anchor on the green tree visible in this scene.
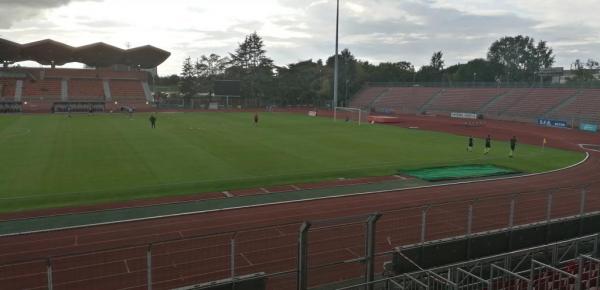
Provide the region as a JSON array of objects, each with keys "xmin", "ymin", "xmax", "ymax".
[
  {"xmin": 228, "ymin": 32, "xmax": 274, "ymax": 105},
  {"xmin": 569, "ymin": 58, "xmax": 599, "ymax": 82},
  {"xmin": 195, "ymin": 54, "xmax": 230, "ymax": 96},
  {"xmin": 367, "ymin": 61, "xmax": 414, "ymax": 82},
  {"xmin": 487, "ymin": 35, "xmax": 554, "ymax": 82},
  {"xmin": 415, "ymin": 52, "xmax": 445, "ymax": 82},
  {"xmin": 326, "ymin": 49, "xmax": 358, "ymax": 106},
  {"xmin": 179, "ymin": 57, "xmax": 198, "ymax": 98},
  {"xmin": 276, "ymin": 59, "xmax": 324, "ymax": 106},
  {"xmin": 430, "ymin": 51, "xmax": 444, "ymax": 71},
  {"xmin": 450, "ymin": 59, "xmax": 504, "ymax": 82}
]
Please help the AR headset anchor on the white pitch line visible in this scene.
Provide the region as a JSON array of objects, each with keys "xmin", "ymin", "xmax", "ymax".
[
  {"xmin": 0, "ymin": 152, "xmax": 589, "ymax": 238},
  {"xmin": 579, "ymin": 144, "xmax": 600, "ymax": 153}
]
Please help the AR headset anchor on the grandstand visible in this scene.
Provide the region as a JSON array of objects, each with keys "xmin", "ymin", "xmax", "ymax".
[
  {"xmin": 0, "ymin": 39, "xmax": 169, "ymax": 113},
  {"xmin": 354, "ymin": 84, "xmax": 600, "ymax": 126}
]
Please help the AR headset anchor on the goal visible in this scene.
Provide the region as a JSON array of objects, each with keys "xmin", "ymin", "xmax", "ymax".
[{"xmin": 334, "ymin": 107, "xmax": 368, "ymax": 125}]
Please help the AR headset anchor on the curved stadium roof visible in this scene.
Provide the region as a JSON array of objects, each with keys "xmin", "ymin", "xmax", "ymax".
[
  {"xmin": 0, "ymin": 39, "xmax": 22, "ymax": 62},
  {"xmin": 0, "ymin": 39, "xmax": 170, "ymax": 69}
]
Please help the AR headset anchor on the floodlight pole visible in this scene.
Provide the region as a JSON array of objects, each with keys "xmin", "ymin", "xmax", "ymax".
[{"xmin": 333, "ymin": 0, "xmax": 340, "ymax": 121}]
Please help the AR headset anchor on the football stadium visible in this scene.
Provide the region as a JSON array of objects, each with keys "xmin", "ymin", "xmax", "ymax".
[{"xmin": 1, "ymin": 1, "xmax": 600, "ymax": 290}]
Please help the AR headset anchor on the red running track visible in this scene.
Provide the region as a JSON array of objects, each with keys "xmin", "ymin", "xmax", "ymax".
[{"xmin": 0, "ymin": 115, "xmax": 599, "ymax": 290}]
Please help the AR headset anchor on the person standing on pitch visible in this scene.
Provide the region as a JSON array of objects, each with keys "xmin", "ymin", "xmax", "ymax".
[
  {"xmin": 484, "ymin": 135, "xmax": 491, "ymax": 155},
  {"xmin": 149, "ymin": 114, "xmax": 157, "ymax": 128},
  {"xmin": 467, "ymin": 136, "xmax": 474, "ymax": 152},
  {"xmin": 254, "ymin": 112, "xmax": 259, "ymax": 126},
  {"xmin": 509, "ymin": 136, "xmax": 517, "ymax": 158}
]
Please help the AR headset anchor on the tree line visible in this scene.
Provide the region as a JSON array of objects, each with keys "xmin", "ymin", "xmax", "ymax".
[{"xmin": 158, "ymin": 33, "xmax": 599, "ymax": 107}]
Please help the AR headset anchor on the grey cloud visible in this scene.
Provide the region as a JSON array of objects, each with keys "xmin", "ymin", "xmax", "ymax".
[
  {"xmin": 265, "ymin": 0, "xmax": 571, "ymax": 68},
  {"xmin": 0, "ymin": 0, "xmax": 97, "ymax": 28},
  {"xmin": 2, "ymin": 0, "xmax": 598, "ymax": 75},
  {"xmin": 76, "ymin": 19, "xmax": 126, "ymax": 28}
]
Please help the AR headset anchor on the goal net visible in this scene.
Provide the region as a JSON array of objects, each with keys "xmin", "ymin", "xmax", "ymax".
[{"xmin": 334, "ymin": 107, "xmax": 368, "ymax": 125}]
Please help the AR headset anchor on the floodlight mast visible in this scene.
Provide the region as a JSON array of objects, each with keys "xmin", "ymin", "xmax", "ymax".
[{"xmin": 333, "ymin": 0, "xmax": 340, "ymax": 121}]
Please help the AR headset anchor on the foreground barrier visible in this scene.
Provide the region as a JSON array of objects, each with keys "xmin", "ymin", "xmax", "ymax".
[
  {"xmin": 0, "ymin": 182, "xmax": 598, "ymax": 290},
  {"xmin": 353, "ymin": 234, "xmax": 600, "ymax": 290}
]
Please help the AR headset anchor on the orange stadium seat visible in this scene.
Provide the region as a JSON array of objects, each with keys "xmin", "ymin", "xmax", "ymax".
[
  {"xmin": 367, "ymin": 87, "xmax": 441, "ymax": 113},
  {"xmin": 0, "ymin": 79, "xmax": 17, "ymax": 100},
  {"xmin": 69, "ymin": 79, "xmax": 105, "ymax": 101},
  {"xmin": 426, "ymin": 88, "xmax": 509, "ymax": 113}
]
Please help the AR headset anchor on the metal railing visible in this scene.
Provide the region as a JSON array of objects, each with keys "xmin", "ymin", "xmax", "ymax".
[
  {"xmin": 347, "ymin": 234, "xmax": 600, "ymax": 290},
  {"xmin": 365, "ymin": 81, "xmax": 600, "ymax": 89}
]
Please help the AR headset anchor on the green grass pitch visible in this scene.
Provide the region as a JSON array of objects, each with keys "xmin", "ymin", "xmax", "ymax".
[{"xmin": 0, "ymin": 112, "xmax": 584, "ymax": 213}]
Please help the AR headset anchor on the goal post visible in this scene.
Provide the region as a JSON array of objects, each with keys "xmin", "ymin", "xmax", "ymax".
[{"xmin": 334, "ymin": 107, "xmax": 368, "ymax": 125}]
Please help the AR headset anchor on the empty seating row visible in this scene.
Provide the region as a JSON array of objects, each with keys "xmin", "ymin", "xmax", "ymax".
[
  {"xmin": 484, "ymin": 88, "xmax": 532, "ymax": 116},
  {"xmin": 9, "ymin": 68, "xmax": 149, "ymax": 81},
  {"xmin": 0, "ymin": 78, "xmax": 147, "ymax": 102},
  {"xmin": 0, "ymin": 79, "xmax": 16, "ymax": 99},
  {"xmin": 550, "ymin": 89, "xmax": 600, "ymax": 123},
  {"xmin": 21, "ymin": 79, "xmax": 62, "ymax": 99},
  {"xmin": 110, "ymin": 80, "xmax": 146, "ymax": 100},
  {"xmin": 372, "ymin": 87, "xmax": 441, "ymax": 113},
  {"xmin": 426, "ymin": 88, "xmax": 508, "ymax": 113},
  {"xmin": 350, "ymin": 87, "xmax": 388, "ymax": 109},
  {"xmin": 68, "ymin": 79, "xmax": 105, "ymax": 101},
  {"xmin": 501, "ymin": 88, "xmax": 576, "ymax": 117}
]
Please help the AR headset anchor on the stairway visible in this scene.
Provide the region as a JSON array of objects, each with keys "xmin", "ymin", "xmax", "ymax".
[
  {"xmin": 367, "ymin": 88, "xmax": 390, "ymax": 110},
  {"xmin": 418, "ymin": 88, "xmax": 444, "ymax": 112},
  {"xmin": 480, "ymin": 88, "xmax": 513, "ymax": 114},
  {"xmin": 543, "ymin": 89, "xmax": 582, "ymax": 117}
]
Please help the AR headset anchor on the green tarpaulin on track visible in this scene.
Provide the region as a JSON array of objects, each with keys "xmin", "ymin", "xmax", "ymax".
[{"xmin": 404, "ymin": 164, "xmax": 518, "ymax": 181}]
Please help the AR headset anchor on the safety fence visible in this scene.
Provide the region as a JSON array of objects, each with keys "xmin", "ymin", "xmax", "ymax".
[
  {"xmin": 365, "ymin": 81, "xmax": 600, "ymax": 89},
  {"xmin": 0, "ymin": 182, "xmax": 599, "ymax": 290},
  {"xmin": 339, "ymin": 234, "xmax": 600, "ymax": 290}
]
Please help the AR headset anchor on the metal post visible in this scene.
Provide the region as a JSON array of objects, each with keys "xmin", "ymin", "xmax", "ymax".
[
  {"xmin": 467, "ymin": 203, "xmax": 473, "ymax": 236},
  {"xmin": 420, "ymin": 206, "xmax": 428, "ymax": 243},
  {"xmin": 545, "ymin": 192, "xmax": 553, "ymax": 249},
  {"xmin": 575, "ymin": 257, "xmax": 583, "ymax": 290},
  {"xmin": 551, "ymin": 243, "xmax": 559, "ymax": 266},
  {"xmin": 230, "ymin": 234, "xmax": 236, "ymax": 280},
  {"xmin": 580, "ymin": 188, "xmax": 587, "ymax": 216},
  {"xmin": 297, "ymin": 221, "xmax": 311, "ymax": 290},
  {"xmin": 147, "ymin": 244, "xmax": 152, "ymax": 290},
  {"xmin": 580, "ymin": 188, "xmax": 587, "ymax": 235},
  {"xmin": 47, "ymin": 258, "xmax": 53, "ymax": 290},
  {"xmin": 595, "ymin": 234, "xmax": 600, "ymax": 258},
  {"xmin": 467, "ymin": 203, "xmax": 474, "ymax": 259},
  {"xmin": 508, "ymin": 196, "xmax": 516, "ymax": 229},
  {"xmin": 528, "ymin": 261, "xmax": 534, "ymax": 290},
  {"xmin": 546, "ymin": 192, "xmax": 553, "ymax": 222},
  {"xmin": 365, "ymin": 213, "xmax": 382, "ymax": 290},
  {"xmin": 333, "ymin": 0, "xmax": 339, "ymax": 120},
  {"xmin": 508, "ymin": 196, "xmax": 516, "ymax": 252}
]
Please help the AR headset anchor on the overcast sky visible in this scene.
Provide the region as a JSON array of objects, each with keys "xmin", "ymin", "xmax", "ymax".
[{"xmin": 1, "ymin": 0, "xmax": 599, "ymax": 76}]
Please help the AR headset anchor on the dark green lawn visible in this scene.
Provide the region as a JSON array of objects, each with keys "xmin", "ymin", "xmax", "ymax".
[{"xmin": 0, "ymin": 112, "xmax": 584, "ymax": 212}]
